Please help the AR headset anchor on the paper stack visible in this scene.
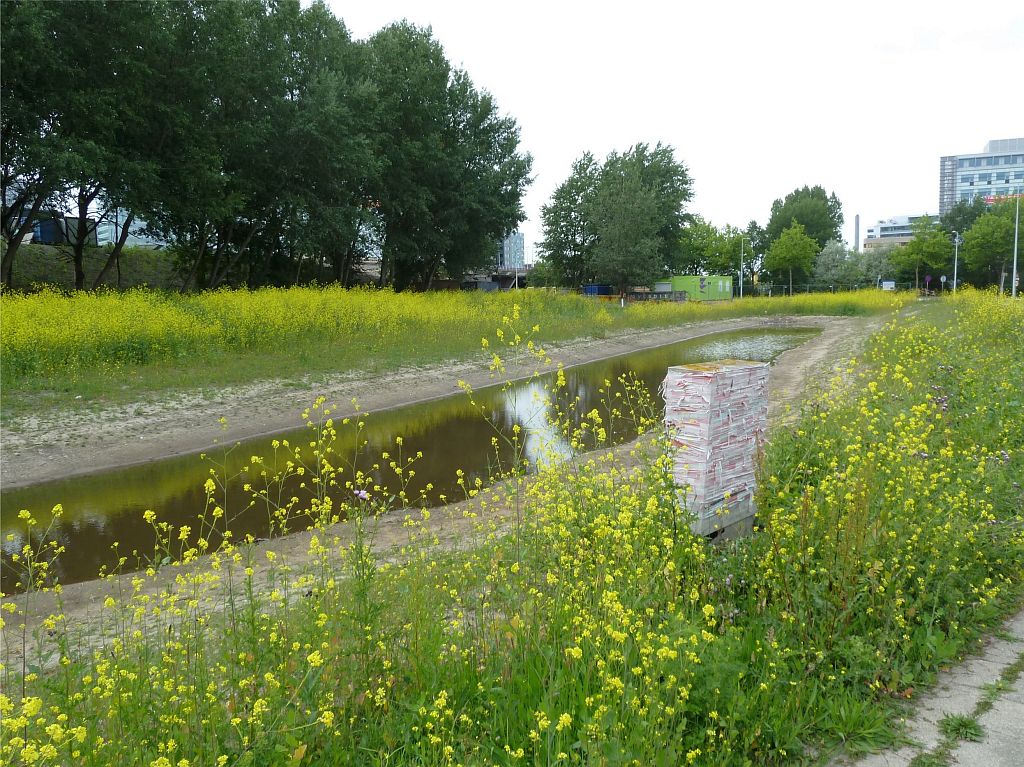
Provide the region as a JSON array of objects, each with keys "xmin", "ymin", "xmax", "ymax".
[{"xmin": 662, "ymin": 359, "xmax": 769, "ymax": 535}]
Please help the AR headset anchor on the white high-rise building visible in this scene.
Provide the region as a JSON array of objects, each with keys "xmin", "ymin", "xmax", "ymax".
[
  {"xmin": 497, "ymin": 231, "xmax": 525, "ymax": 269},
  {"xmin": 939, "ymin": 138, "xmax": 1024, "ymax": 215}
]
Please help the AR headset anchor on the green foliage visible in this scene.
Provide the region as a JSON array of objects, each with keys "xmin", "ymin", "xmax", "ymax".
[
  {"xmin": 0, "ymin": 1, "xmax": 532, "ymax": 292},
  {"xmin": 765, "ymin": 185, "xmax": 844, "ymax": 248},
  {"xmin": 937, "ymin": 714, "xmax": 984, "ymax": 742},
  {"xmin": 962, "ymin": 201, "xmax": 1018, "ymax": 288},
  {"xmin": 538, "ymin": 143, "xmax": 692, "ymax": 289},
  {"xmin": 677, "ymin": 217, "xmax": 749, "ymax": 279},
  {"xmin": 813, "ymin": 239, "xmax": 861, "ymax": 285},
  {"xmin": 538, "ymin": 154, "xmax": 601, "ymax": 288},
  {"xmin": 588, "ymin": 158, "xmax": 662, "ymax": 292},
  {"xmin": 892, "ymin": 217, "xmax": 951, "ymax": 290},
  {"xmin": 940, "ymin": 196, "xmax": 988, "ymax": 239},
  {"xmin": 764, "ymin": 221, "xmax": 818, "ymax": 291}
]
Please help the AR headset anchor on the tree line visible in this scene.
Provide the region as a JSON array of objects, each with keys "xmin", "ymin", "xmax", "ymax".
[
  {"xmin": 537, "ymin": 164, "xmax": 847, "ymax": 292},
  {"xmin": 1, "ymin": 0, "xmax": 532, "ymax": 291},
  {"xmin": 538, "ymin": 147, "xmax": 1016, "ymax": 294}
]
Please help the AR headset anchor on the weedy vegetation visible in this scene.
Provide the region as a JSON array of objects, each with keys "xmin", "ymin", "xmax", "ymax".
[
  {"xmin": 1, "ymin": 290, "xmax": 1021, "ymax": 766},
  {"xmin": 0, "ymin": 286, "xmax": 908, "ymax": 419}
]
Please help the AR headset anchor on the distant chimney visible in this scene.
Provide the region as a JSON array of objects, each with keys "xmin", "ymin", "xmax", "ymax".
[{"xmin": 854, "ymin": 214, "xmax": 860, "ymax": 252}]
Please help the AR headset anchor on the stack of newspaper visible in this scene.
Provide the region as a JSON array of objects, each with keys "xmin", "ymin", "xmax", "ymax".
[{"xmin": 662, "ymin": 360, "xmax": 769, "ymax": 531}]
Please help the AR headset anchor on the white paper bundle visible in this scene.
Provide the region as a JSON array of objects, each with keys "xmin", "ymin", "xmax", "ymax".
[{"xmin": 662, "ymin": 360, "xmax": 768, "ymax": 533}]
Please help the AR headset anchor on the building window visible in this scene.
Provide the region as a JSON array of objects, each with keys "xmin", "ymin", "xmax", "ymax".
[
  {"xmin": 997, "ymin": 172, "xmax": 1009, "ymax": 182},
  {"xmin": 979, "ymin": 173, "xmax": 991, "ymax": 183},
  {"xmin": 960, "ymin": 174, "xmax": 974, "ymax": 183}
]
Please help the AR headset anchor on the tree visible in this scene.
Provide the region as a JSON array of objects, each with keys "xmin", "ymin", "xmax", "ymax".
[
  {"xmin": 602, "ymin": 143, "xmax": 692, "ymax": 275},
  {"xmin": 962, "ymin": 201, "xmax": 1016, "ymax": 290},
  {"xmin": 2, "ymin": 1, "xmax": 531, "ymax": 292},
  {"xmin": 764, "ymin": 221, "xmax": 818, "ymax": 293},
  {"xmin": 940, "ymin": 196, "xmax": 987, "ymax": 239},
  {"xmin": 856, "ymin": 245, "xmax": 896, "ymax": 286},
  {"xmin": 813, "ymin": 239, "xmax": 861, "ymax": 286},
  {"xmin": 539, "ymin": 142, "xmax": 691, "ymax": 290},
  {"xmin": 677, "ymin": 217, "xmax": 748, "ymax": 281},
  {"xmin": 538, "ymin": 154, "xmax": 600, "ymax": 288},
  {"xmin": 891, "ymin": 217, "xmax": 950, "ymax": 290},
  {"xmin": 1, "ymin": 0, "xmax": 87, "ymax": 286},
  {"xmin": 766, "ymin": 185, "xmax": 843, "ymax": 249},
  {"xmin": 367, "ymin": 22, "xmax": 530, "ymax": 290},
  {"xmin": 588, "ymin": 161, "xmax": 661, "ymax": 293}
]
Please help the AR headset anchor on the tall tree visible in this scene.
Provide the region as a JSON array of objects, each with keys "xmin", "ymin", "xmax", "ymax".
[
  {"xmin": 891, "ymin": 217, "xmax": 951, "ymax": 290},
  {"xmin": 603, "ymin": 143, "xmax": 692, "ymax": 274},
  {"xmin": 588, "ymin": 160, "xmax": 661, "ymax": 293},
  {"xmin": 764, "ymin": 220, "xmax": 818, "ymax": 293},
  {"xmin": 962, "ymin": 201, "xmax": 1017, "ymax": 289},
  {"xmin": 0, "ymin": 0, "xmax": 83, "ymax": 286},
  {"xmin": 538, "ymin": 154, "xmax": 600, "ymax": 288},
  {"xmin": 812, "ymin": 239, "xmax": 860, "ymax": 286},
  {"xmin": 939, "ymin": 196, "xmax": 988, "ymax": 239},
  {"xmin": 367, "ymin": 22, "xmax": 530, "ymax": 290},
  {"xmin": 539, "ymin": 143, "xmax": 691, "ymax": 289},
  {"xmin": 766, "ymin": 185, "xmax": 843, "ymax": 249}
]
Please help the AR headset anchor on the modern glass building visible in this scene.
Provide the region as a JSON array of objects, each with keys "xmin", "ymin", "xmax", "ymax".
[
  {"xmin": 939, "ymin": 138, "xmax": 1024, "ymax": 214},
  {"xmin": 497, "ymin": 231, "xmax": 525, "ymax": 270}
]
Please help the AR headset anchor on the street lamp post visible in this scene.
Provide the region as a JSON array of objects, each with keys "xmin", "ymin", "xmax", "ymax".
[
  {"xmin": 952, "ymin": 230, "xmax": 962, "ymax": 295},
  {"xmin": 738, "ymin": 235, "xmax": 749, "ymax": 299},
  {"xmin": 1013, "ymin": 194, "xmax": 1020, "ymax": 298}
]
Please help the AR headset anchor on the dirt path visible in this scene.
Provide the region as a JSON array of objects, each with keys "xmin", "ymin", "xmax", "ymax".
[
  {"xmin": 1, "ymin": 314, "xmax": 882, "ymax": 671},
  {"xmin": 1, "ymin": 315, "xmax": 871, "ymax": 489}
]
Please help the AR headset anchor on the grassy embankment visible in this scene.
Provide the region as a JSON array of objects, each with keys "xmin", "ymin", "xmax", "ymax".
[
  {"xmin": 1, "ymin": 290, "xmax": 1021, "ymax": 765},
  {"xmin": 0, "ymin": 286, "xmax": 905, "ymax": 421}
]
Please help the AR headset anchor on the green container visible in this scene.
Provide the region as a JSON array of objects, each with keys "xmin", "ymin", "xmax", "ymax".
[{"xmin": 669, "ymin": 275, "xmax": 733, "ymax": 301}]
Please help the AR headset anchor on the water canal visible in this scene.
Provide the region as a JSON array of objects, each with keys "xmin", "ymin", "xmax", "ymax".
[{"xmin": 1, "ymin": 327, "xmax": 818, "ymax": 591}]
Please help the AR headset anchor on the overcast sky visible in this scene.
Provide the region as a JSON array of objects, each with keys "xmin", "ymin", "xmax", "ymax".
[{"xmin": 325, "ymin": 0, "xmax": 1024, "ymax": 256}]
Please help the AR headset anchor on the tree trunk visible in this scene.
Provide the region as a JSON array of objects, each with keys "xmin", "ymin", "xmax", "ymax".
[
  {"xmin": 209, "ymin": 221, "xmax": 259, "ymax": 288},
  {"xmin": 92, "ymin": 212, "xmax": 135, "ymax": 289},
  {"xmin": 180, "ymin": 223, "xmax": 212, "ymax": 293},
  {"xmin": 70, "ymin": 187, "xmax": 101, "ymax": 290},
  {"xmin": 2, "ymin": 195, "xmax": 45, "ymax": 287},
  {"xmin": 788, "ymin": 268, "xmax": 793, "ymax": 296}
]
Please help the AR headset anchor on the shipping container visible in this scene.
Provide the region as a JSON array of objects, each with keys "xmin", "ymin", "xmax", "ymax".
[{"xmin": 669, "ymin": 275, "xmax": 733, "ymax": 301}]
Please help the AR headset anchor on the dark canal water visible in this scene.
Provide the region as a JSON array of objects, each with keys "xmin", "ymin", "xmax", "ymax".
[{"xmin": 1, "ymin": 327, "xmax": 818, "ymax": 591}]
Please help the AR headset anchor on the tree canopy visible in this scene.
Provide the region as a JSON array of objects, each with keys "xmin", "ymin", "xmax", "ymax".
[
  {"xmin": 940, "ymin": 197, "xmax": 988, "ymax": 240},
  {"xmin": 677, "ymin": 217, "xmax": 752, "ymax": 282},
  {"xmin": 765, "ymin": 185, "xmax": 843, "ymax": 249},
  {"xmin": 537, "ymin": 143, "xmax": 692, "ymax": 289},
  {"xmin": 764, "ymin": 221, "xmax": 818, "ymax": 293},
  {"xmin": 962, "ymin": 201, "xmax": 1018, "ymax": 290},
  {"xmin": 891, "ymin": 217, "xmax": 951, "ymax": 290},
  {"xmin": 0, "ymin": 0, "xmax": 532, "ymax": 291}
]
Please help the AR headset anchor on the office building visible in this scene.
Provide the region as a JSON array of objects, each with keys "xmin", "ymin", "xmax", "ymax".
[
  {"xmin": 939, "ymin": 138, "xmax": 1024, "ymax": 214},
  {"xmin": 863, "ymin": 214, "xmax": 939, "ymax": 250},
  {"xmin": 497, "ymin": 231, "xmax": 525, "ymax": 270}
]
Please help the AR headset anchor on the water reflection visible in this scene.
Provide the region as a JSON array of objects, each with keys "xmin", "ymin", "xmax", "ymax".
[{"xmin": 1, "ymin": 327, "xmax": 817, "ymax": 590}]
